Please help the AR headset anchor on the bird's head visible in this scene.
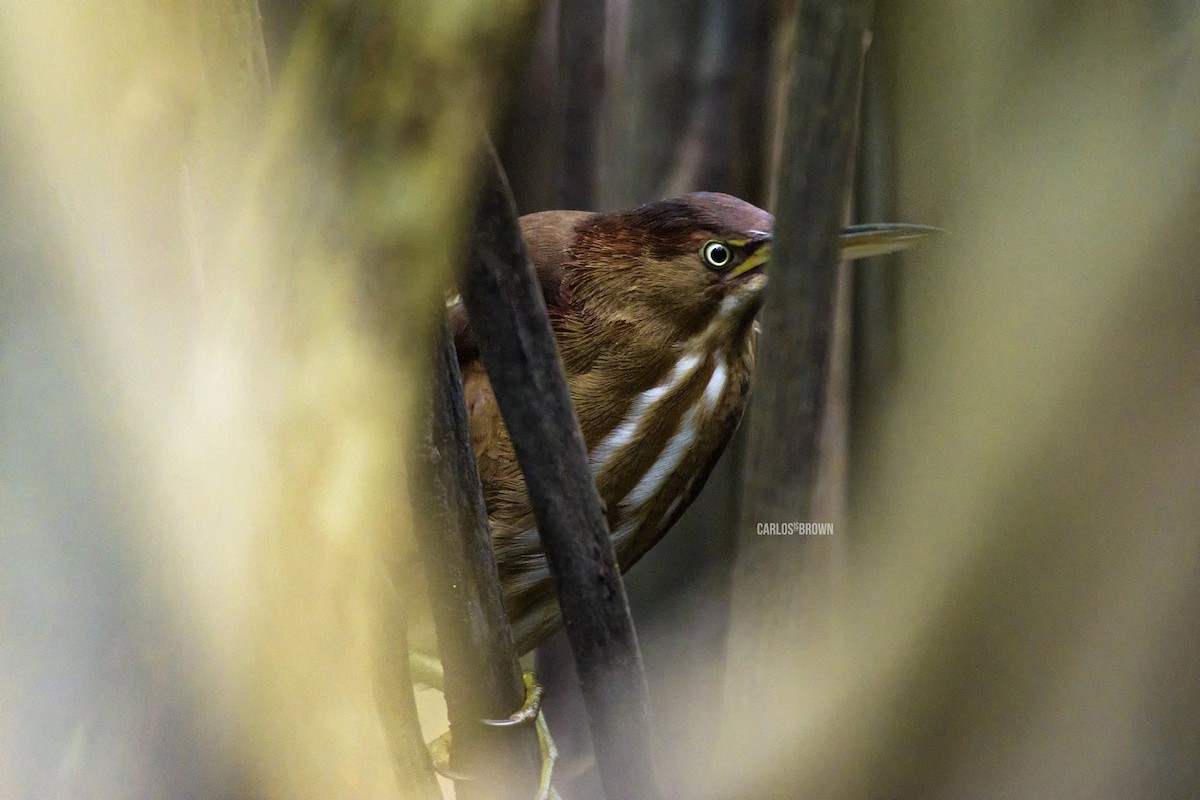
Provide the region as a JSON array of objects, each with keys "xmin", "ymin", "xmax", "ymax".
[
  {"xmin": 567, "ymin": 192, "xmax": 774, "ymax": 349},
  {"xmin": 564, "ymin": 191, "xmax": 933, "ymax": 354}
]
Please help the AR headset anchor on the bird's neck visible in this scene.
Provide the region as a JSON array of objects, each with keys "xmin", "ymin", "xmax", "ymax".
[{"xmin": 559, "ymin": 303, "xmax": 758, "ymax": 570}]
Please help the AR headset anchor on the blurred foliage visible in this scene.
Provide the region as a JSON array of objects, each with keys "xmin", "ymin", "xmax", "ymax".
[
  {"xmin": 2, "ymin": 1, "xmax": 1199, "ymax": 799},
  {"xmin": 0, "ymin": 1, "xmax": 536, "ymax": 797}
]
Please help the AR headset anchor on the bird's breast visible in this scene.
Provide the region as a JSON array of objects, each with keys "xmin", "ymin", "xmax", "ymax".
[
  {"xmin": 583, "ymin": 335, "xmax": 754, "ymax": 570},
  {"xmin": 489, "ymin": 320, "xmax": 756, "ymax": 653}
]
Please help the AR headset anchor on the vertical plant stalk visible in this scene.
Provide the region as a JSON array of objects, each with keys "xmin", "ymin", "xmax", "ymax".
[
  {"xmin": 612, "ymin": 1, "xmax": 775, "ymax": 794},
  {"xmin": 558, "ymin": 0, "xmax": 606, "ymax": 208},
  {"xmin": 0, "ymin": 1, "xmax": 270, "ymax": 796},
  {"xmin": 538, "ymin": 1, "xmax": 608, "ymax": 789},
  {"xmin": 460, "ymin": 145, "xmax": 666, "ymax": 800},
  {"xmin": 375, "ymin": 608, "xmax": 443, "ymax": 799},
  {"xmin": 411, "ymin": 311, "xmax": 542, "ymax": 799},
  {"xmin": 230, "ymin": 2, "xmax": 541, "ymax": 797},
  {"xmin": 605, "ymin": 0, "xmax": 708, "ymax": 207},
  {"xmin": 662, "ymin": 0, "xmax": 773, "ymax": 200},
  {"xmin": 724, "ymin": 0, "xmax": 874, "ymax": 742},
  {"xmin": 849, "ymin": 17, "xmax": 902, "ymax": 508}
]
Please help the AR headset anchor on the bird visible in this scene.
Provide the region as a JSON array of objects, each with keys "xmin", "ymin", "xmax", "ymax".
[{"xmin": 448, "ymin": 191, "xmax": 931, "ymax": 656}]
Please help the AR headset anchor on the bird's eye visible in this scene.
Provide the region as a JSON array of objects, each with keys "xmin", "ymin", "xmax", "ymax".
[{"xmin": 702, "ymin": 240, "xmax": 732, "ymax": 269}]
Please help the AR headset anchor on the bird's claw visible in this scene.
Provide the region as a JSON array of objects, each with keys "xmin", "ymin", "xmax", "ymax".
[
  {"xmin": 485, "ymin": 670, "xmax": 558, "ymax": 799},
  {"xmin": 428, "ymin": 730, "xmax": 472, "ymax": 782},
  {"xmin": 483, "ymin": 670, "xmax": 545, "ymax": 728},
  {"xmin": 425, "ymin": 669, "xmax": 559, "ymax": 800}
]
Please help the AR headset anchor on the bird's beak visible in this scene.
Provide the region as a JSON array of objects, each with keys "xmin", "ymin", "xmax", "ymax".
[
  {"xmin": 727, "ymin": 235, "xmax": 773, "ymax": 279},
  {"xmin": 839, "ymin": 223, "xmax": 940, "ymax": 261},
  {"xmin": 726, "ymin": 223, "xmax": 936, "ymax": 278}
]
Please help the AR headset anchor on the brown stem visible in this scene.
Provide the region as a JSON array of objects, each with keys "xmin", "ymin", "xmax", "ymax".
[
  {"xmin": 724, "ymin": 0, "xmax": 874, "ymax": 759},
  {"xmin": 460, "ymin": 144, "xmax": 667, "ymax": 800},
  {"xmin": 411, "ymin": 311, "xmax": 542, "ymax": 799}
]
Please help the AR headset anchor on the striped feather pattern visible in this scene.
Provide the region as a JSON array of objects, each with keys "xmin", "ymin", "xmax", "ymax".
[{"xmin": 449, "ymin": 193, "xmax": 770, "ymax": 654}]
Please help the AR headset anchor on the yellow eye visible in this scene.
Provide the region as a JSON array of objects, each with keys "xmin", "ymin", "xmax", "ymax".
[{"xmin": 702, "ymin": 240, "xmax": 732, "ymax": 269}]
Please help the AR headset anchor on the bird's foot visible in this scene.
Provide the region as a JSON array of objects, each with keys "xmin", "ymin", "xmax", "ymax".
[
  {"xmin": 411, "ymin": 656, "xmax": 558, "ymax": 800},
  {"xmin": 483, "ymin": 669, "xmax": 546, "ymax": 727},
  {"xmin": 483, "ymin": 670, "xmax": 557, "ymax": 798}
]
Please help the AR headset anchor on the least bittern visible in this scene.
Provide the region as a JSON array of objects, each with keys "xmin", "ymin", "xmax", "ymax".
[
  {"xmin": 446, "ymin": 192, "xmax": 931, "ymax": 653},
  {"xmin": 414, "ymin": 192, "xmax": 930, "ymax": 793}
]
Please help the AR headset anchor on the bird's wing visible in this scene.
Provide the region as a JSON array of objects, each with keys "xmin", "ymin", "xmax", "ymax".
[
  {"xmin": 449, "ymin": 209, "xmax": 592, "ymax": 367},
  {"xmin": 449, "ymin": 210, "xmax": 595, "ymax": 536}
]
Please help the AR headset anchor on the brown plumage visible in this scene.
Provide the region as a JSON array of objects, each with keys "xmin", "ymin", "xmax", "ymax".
[{"xmin": 447, "ymin": 191, "xmax": 931, "ymax": 655}]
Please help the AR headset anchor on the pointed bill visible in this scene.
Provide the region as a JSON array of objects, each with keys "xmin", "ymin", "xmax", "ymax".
[
  {"xmin": 839, "ymin": 223, "xmax": 941, "ymax": 261},
  {"xmin": 728, "ymin": 223, "xmax": 937, "ymax": 278},
  {"xmin": 726, "ymin": 234, "xmax": 774, "ymax": 279}
]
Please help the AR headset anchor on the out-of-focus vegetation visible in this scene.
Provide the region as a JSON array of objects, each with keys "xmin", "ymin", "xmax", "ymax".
[
  {"xmin": 2, "ymin": 1, "xmax": 1198, "ymax": 799},
  {"xmin": 0, "ymin": 2, "xmax": 534, "ymax": 797}
]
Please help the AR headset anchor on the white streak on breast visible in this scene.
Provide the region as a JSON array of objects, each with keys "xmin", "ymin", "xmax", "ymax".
[
  {"xmin": 591, "ymin": 354, "xmax": 722, "ymax": 551},
  {"xmin": 616, "ymin": 358, "xmax": 725, "ymax": 535},
  {"xmin": 703, "ymin": 359, "xmax": 727, "ymax": 410},
  {"xmin": 622, "ymin": 403, "xmax": 699, "ymax": 509},
  {"xmin": 589, "ymin": 352, "xmax": 701, "ymax": 469}
]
